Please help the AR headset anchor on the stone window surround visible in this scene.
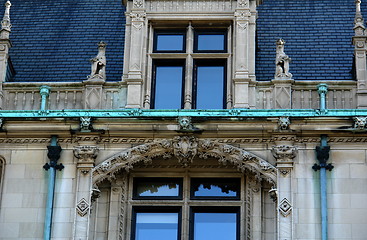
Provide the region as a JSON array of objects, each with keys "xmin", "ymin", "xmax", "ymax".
[
  {"xmin": 122, "ymin": 170, "xmax": 248, "ymax": 240},
  {"xmin": 144, "ymin": 21, "xmax": 233, "ymax": 109}
]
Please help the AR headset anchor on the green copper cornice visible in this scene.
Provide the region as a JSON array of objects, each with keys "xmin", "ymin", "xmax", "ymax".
[{"xmin": 0, "ymin": 109, "xmax": 367, "ymax": 118}]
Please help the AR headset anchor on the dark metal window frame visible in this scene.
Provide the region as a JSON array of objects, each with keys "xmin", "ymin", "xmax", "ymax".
[
  {"xmin": 190, "ymin": 177, "xmax": 241, "ymax": 200},
  {"xmin": 153, "ymin": 30, "xmax": 187, "ymax": 53},
  {"xmin": 193, "ymin": 29, "xmax": 228, "ymax": 53},
  {"xmin": 133, "ymin": 177, "xmax": 183, "ymax": 200},
  {"xmin": 151, "ymin": 59, "xmax": 186, "ymax": 109},
  {"xmin": 192, "ymin": 59, "xmax": 227, "ymax": 109},
  {"xmin": 131, "ymin": 206, "xmax": 182, "ymax": 240},
  {"xmin": 189, "ymin": 206, "xmax": 240, "ymax": 240}
]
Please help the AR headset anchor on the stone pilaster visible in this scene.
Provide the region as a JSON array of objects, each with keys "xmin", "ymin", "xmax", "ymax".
[
  {"xmin": 353, "ymin": 0, "xmax": 367, "ymax": 108},
  {"xmin": 233, "ymin": 0, "xmax": 251, "ymax": 108},
  {"xmin": 0, "ymin": 1, "xmax": 12, "ymax": 109},
  {"xmin": 73, "ymin": 145, "xmax": 99, "ymax": 240},
  {"xmin": 272, "ymin": 144, "xmax": 297, "ymax": 240},
  {"xmin": 125, "ymin": 0, "xmax": 147, "ymax": 108}
]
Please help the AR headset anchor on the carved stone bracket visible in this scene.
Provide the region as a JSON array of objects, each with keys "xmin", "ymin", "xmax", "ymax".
[
  {"xmin": 74, "ymin": 146, "xmax": 99, "ymax": 174},
  {"xmin": 272, "ymin": 145, "xmax": 297, "ymax": 164},
  {"xmin": 92, "ymin": 136, "xmax": 277, "ymax": 186}
]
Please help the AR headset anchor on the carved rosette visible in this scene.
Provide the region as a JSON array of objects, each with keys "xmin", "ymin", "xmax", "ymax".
[
  {"xmin": 92, "ymin": 137, "xmax": 277, "ymax": 186},
  {"xmin": 74, "ymin": 146, "xmax": 99, "ymax": 174}
]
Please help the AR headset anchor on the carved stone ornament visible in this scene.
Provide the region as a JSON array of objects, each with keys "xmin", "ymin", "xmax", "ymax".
[
  {"xmin": 275, "ymin": 39, "xmax": 292, "ymax": 79},
  {"xmin": 173, "ymin": 136, "xmax": 197, "ymax": 167},
  {"xmin": 272, "ymin": 145, "xmax": 297, "ymax": 163},
  {"xmin": 74, "ymin": 146, "xmax": 99, "ymax": 163},
  {"xmin": 177, "ymin": 116, "xmax": 202, "ymax": 133},
  {"xmin": 80, "ymin": 116, "xmax": 92, "ymax": 132},
  {"xmin": 353, "ymin": 116, "xmax": 367, "ymax": 130},
  {"xmin": 129, "ymin": 12, "xmax": 146, "ymax": 22},
  {"xmin": 92, "ymin": 136, "xmax": 277, "ymax": 186},
  {"xmin": 278, "ymin": 116, "xmax": 290, "ymax": 130},
  {"xmin": 279, "ymin": 169, "xmax": 291, "ymax": 177},
  {"xmin": 269, "ymin": 187, "xmax": 278, "ymax": 202},
  {"xmin": 279, "ymin": 198, "xmax": 292, "ymax": 217},
  {"xmin": 0, "ymin": 118, "xmax": 3, "ymax": 129},
  {"xmin": 133, "ymin": 0, "xmax": 144, "ymax": 9},
  {"xmin": 76, "ymin": 198, "xmax": 90, "ymax": 217},
  {"xmin": 88, "ymin": 41, "xmax": 107, "ymax": 80}
]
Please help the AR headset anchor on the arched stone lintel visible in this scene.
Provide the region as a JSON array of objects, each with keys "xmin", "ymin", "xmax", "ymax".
[{"xmin": 92, "ymin": 136, "xmax": 277, "ymax": 186}]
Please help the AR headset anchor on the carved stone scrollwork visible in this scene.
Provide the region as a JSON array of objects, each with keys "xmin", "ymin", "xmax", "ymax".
[
  {"xmin": 173, "ymin": 136, "xmax": 197, "ymax": 167},
  {"xmin": 353, "ymin": 116, "xmax": 367, "ymax": 130},
  {"xmin": 92, "ymin": 137, "xmax": 277, "ymax": 186},
  {"xmin": 272, "ymin": 145, "xmax": 297, "ymax": 163}
]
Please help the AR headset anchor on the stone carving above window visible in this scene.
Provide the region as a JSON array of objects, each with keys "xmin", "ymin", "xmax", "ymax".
[{"xmin": 92, "ymin": 136, "xmax": 277, "ymax": 186}]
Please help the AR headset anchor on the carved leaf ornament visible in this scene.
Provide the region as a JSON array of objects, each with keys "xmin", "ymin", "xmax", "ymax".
[{"xmin": 92, "ymin": 136, "xmax": 277, "ymax": 186}]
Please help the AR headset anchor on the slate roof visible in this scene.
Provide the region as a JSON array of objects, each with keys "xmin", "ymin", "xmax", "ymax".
[
  {"xmin": 256, "ymin": 0, "xmax": 358, "ymax": 81},
  {"xmin": 5, "ymin": 0, "xmax": 125, "ymax": 82}
]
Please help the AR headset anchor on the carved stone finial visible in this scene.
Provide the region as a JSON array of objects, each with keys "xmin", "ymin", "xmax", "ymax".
[
  {"xmin": 354, "ymin": 0, "xmax": 366, "ymax": 36},
  {"xmin": 353, "ymin": 116, "xmax": 367, "ymax": 130},
  {"xmin": 278, "ymin": 116, "xmax": 290, "ymax": 130},
  {"xmin": 80, "ymin": 116, "xmax": 92, "ymax": 132},
  {"xmin": 272, "ymin": 145, "xmax": 297, "ymax": 163},
  {"xmin": 88, "ymin": 41, "xmax": 107, "ymax": 81},
  {"xmin": 275, "ymin": 39, "xmax": 292, "ymax": 79},
  {"xmin": 0, "ymin": 1, "xmax": 11, "ymax": 39}
]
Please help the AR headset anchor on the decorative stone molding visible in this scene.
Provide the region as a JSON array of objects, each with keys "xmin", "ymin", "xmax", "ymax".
[
  {"xmin": 353, "ymin": 116, "xmax": 367, "ymax": 129},
  {"xmin": 279, "ymin": 198, "xmax": 292, "ymax": 217},
  {"xmin": 76, "ymin": 198, "xmax": 90, "ymax": 217},
  {"xmin": 278, "ymin": 116, "xmax": 290, "ymax": 130},
  {"xmin": 92, "ymin": 136, "xmax": 277, "ymax": 186},
  {"xmin": 275, "ymin": 39, "xmax": 292, "ymax": 79},
  {"xmin": 271, "ymin": 145, "xmax": 297, "ymax": 163}
]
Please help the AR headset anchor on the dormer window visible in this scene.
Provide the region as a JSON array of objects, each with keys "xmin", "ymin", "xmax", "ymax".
[{"xmin": 148, "ymin": 24, "xmax": 230, "ymax": 110}]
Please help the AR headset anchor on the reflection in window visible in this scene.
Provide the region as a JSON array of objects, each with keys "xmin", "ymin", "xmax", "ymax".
[
  {"xmin": 154, "ymin": 31, "xmax": 185, "ymax": 52},
  {"xmin": 191, "ymin": 178, "xmax": 240, "ymax": 199},
  {"xmin": 134, "ymin": 212, "xmax": 179, "ymax": 240},
  {"xmin": 194, "ymin": 31, "xmax": 226, "ymax": 52},
  {"xmin": 194, "ymin": 63, "xmax": 225, "ymax": 109},
  {"xmin": 152, "ymin": 61, "xmax": 185, "ymax": 109},
  {"xmin": 191, "ymin": 211, "xmax": 238, "ymax": 240},
  {"xmin": 133, "ymin": 178, "xmax": 182, "ymax": 199}
]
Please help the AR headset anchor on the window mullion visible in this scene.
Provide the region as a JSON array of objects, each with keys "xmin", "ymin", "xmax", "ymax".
[{"xmin": 184, "ymin": 23, "xmax": 194, "ymax": 109}]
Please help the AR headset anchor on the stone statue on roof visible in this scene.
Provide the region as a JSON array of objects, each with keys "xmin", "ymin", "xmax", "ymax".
[
  {"xmin": 88, "ymin": 41, "xmax": 107, "ymax": 80},
  {"xmin": 275, "ymin": 39, "xmax": 292, "ymax": 79}
]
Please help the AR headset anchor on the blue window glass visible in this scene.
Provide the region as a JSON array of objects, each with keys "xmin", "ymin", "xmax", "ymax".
[
  {"xmin": 194, "ymin": 61, "xmax": 225, "ymax": 109},
  {"xmin": 192, "ymin": 211, "xmax": 238, "ymax": 240},
  {"xmin": 134, "ymin": 212, "xmax": 179, "ymax": 240},
  {"xmin": 133, "ymin": 178, "xmax": 182, "ymax": 199},
  {"xmin": 153, "ymin": 61, "xmax": 184, "ymax": 109},
  {"xmin": 194, "ymin": 31, "xmax": 226, "ymax": 52},
  {"xmin": 191, "ymin": 178, "xmax": 240, "ymax": 199},
  {"xmin": 154, "ymin": 31, "xmax": 185, "ymax": 52}
]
